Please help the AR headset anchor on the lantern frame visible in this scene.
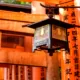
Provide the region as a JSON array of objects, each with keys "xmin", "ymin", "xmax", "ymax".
[{"xmin": 22, "ymin": 17, "xmax": 76, "ymax": 56}]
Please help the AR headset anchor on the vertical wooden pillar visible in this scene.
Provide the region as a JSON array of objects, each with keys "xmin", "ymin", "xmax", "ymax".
[
  {"xmin": 19, "ymin": 66, "xmax": 25, "ymax": 80},
  {"xmin": 76, "ymin": 28, "xmax": 80, "ymax": 79},
  {"xmin": 4, "ymin": 68, "xmax": 8, "ymax": 80},
  {"xmin": 32, "ymin": 67, "xmax": 46, "ymax": 80},
  {"xmin": 27, "ymin": 66, "xmax": 32, "ymax": 80},
  {"xmin": 74, "ymin": 1, "xmax": 80, "ymax": 79},
  {"xmin": 41, "ymin": 67, "xmax": 47, "ymax": 80},
  {"xmin": 24, "ymin": 66, "xmax": 28, "ymax": 80},
  {"xmin": 10, "ymin": 65, "xmax": 17, "ymax": 80},
  {"xmin": 24, "ymin": 66, "xmax": 32, "ymax": 80},
  {"xmin": 14, "ymin": 65, "xmax": 19, "ymax": 80},
  {"xmin": 24, "ymin": 36, "xmax": 33, "ymax": 52},
  {"xmin": 46, "ymin": 53, "xmax": 60, "ymax": 80},
  {"xmin": 7, "ymin": 65, "xmax": 12, "ymax": 80},
  {"xmin": 60, "ymin": 50, "xmax": 71, "ymax": 80},
  {"xmin": 18, "ymin": 66, "xmax": 21, "ymax": 80},
  {"xmin": 60, "ymin": 50, "xmax": 66, "ymax": 80},
  {"xmin": 68, "ymin": 27, "xmax": 80, "ymax": 80},
  {"xmin": 12, "ymin": 65, "xmax": 16, "ymax": 80},
  {"xmin": 59, "ymin": 0, "xmax": 80, "ymax": 80},
  {"xmin": 32, "ymin": 67, "xmax": 41, "ymax": 80},
  {"xmin": 67, "ymin": 0, "xmax": 80, "ymax": 80},
  {"xmin": 31, "ymin": 1, "xmax": 46, "ymax": 80}
]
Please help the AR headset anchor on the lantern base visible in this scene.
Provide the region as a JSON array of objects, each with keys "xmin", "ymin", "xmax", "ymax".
[{"xmin": 34, "ymin": 45, "xmax": 70, "ymax": 56}]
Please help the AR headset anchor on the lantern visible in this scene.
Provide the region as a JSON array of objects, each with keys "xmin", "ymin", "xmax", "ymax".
[
  {"xmin": 22, "ymin": 4, "xmax": 78, "ymax": 56},
  {"xmin": 23, "ymin": 17, "xmax": 75, "ymax": 55}
]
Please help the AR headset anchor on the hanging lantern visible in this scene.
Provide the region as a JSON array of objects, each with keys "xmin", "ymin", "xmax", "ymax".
[{"xmin": 23, "ymin": 17, "xmax": 75, "ymax": 55}]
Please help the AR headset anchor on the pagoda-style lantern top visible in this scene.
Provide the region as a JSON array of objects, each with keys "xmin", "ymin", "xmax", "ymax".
[{"xmin": 23, "ymin": 17, "xmax": 75, "ymax": 56}]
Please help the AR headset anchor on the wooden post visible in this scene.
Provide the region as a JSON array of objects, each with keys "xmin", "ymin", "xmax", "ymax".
[
  {"xmin": 46, "ymin": 53, "xmax": 60, "ymax": 80},
  {"xmin": 24, "ymin": 66, "xmax": 28, "ymax": 80},
  {"xmin": 32, "ymin": 67, "xmax": 41, "ymax": 80},
  {"xmin": 12, "ymin": 65, "xmax": 16, "ymax": 80}
]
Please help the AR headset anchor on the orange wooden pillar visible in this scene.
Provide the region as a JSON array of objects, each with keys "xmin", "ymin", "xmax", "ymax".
[
  {"xmin": 60, "ymin": 50, "xmax": 71, "ymax": 80},
  {"xmin": 4, "ymin": 68, "xmax": 8, "ymax": 80},
  {"xmin": 59, "ymin": 0, "xmax": 80, "ymax": 80},
  {"xmin": 7, "ymin": 65, "xmax": 12, "ymax": 80},
  {"xmin": 68, "ymin": 28, "xmax": 80, "ymax": 80},
  {"xmin": 74, "ymin": 1, "xmax": 80, "ymax": 79},
  {"xmin": 59, "ymin": 0, "xmax": 72, "ymax": 80},
  {"xmin": 60, "ymin": 50, "xmax": 66, "ymax": 80},
  {"xmin": 46, "ymin": 53, "xmax": 60, "ymax": 80},
  {"xmin": 68, "ymin": 28, "xmax": 76, "ymax": 80},
  {"xmin": 31, "ymin": 1, "xmax": 46, "ymax": 80},
  {"xmin": 24, "ymin": 36, "xmax": 33, "ymax": 52},
  {"xmin": 67, "ymin": 0, "xmax": 80, "ymax": 79},
  {"xmin": 32, "ymin": 67, "xmax": 41, "ymax": 80},
  {"xmin": 12, "ymin": 65, "xmax": 18, "ymax": 80},
  {"xmin": 76, "ymin": 28, "xmax": 80, "ymax": 79},
  {"xmin": 26, "ymin": 66, "xmax": 32, "ymax": 80},
  {"xmin": 24, "ymin": 66, "xmax": 27, "ymax": 80},
  {"xmin": 12, "ymin": 65, "xmax": 16, "ymax": 80},
  {"xmin": 41, "ymin": 67, "xmax": 46, "ymax": 80},
  {"xmin": 24, "ymin": 66, "xmax": 32, "ymax": 80},
  {"xmin": 32, "ymin": 67, "xmax": 46, "ymax": 80}
]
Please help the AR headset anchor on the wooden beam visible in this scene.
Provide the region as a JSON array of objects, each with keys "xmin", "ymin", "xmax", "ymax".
[
  {"xmin": 0, "ymin": 49, "xmax": 47, "ymax": 67},
  {"xmin": 0, "ymin": 18, "xmax": 33, "ymax": 23},
  {"xmin": 0, "ymin": 3, "xmax": 31, "ymax": 13},
  {"xmin": 0, "ymin": 10, "xmax": 47, "ymax": 22},
  {"xmin": 0, "ymin": 29, "xmax": 34, "ymax": 36}
]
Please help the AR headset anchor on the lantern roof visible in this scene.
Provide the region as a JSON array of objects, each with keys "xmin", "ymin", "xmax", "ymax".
[{"xmin": 23, "ymin": 18, "xmax": 77, "ymax": 29}]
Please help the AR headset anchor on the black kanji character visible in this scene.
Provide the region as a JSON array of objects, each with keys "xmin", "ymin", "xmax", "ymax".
[
  {"xmin": 75, "ymin": 64, "xmax": 79, "ymax": 70},
  {"xmin": 71, "ymin": 21, "xmax": 76, "ymax": 24},
  {"xmin": 66, "ymin": 59, "xmax": 71, "ymax": 64},
  {"xmin": 66, "ymin": 69, "xmax": 72, "ymax": 74},
  {"xmin": 71, "ymin": 11, "xmax": 75, "ymax": 17},
  {"xmin": 74, "ymin": 71, "xmax": 79, "ymax": 77},
  {"xmin": 73, "ymin": 44, "xmax": 78, "ymax": 49},
  {"xmin": 74, "ymin": 57, "xmax": 79, "ymax": 63},
  {"xmin": 72, "ymin": 36, "xmax": 77, "ymax": 41},
  {"xmin": 74, "ymin": 49, "xmax": 78, "ymax": 56},
  {"xmin": 72, "ymin": 31, "xmax": 77, "ymax": 35}
]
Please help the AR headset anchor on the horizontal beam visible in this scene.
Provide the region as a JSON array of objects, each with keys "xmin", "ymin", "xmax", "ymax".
[
  {"xmin": 0, "ymin": 18, "xmax": 33, "ymax": 23},
  {"xmin": 0, "ymin": 3, "xmax": 31, "ymax": 13},
  {"xmin": 0, "ymin": 10, "xmax": 47, "ymax": 22},
  {"xmin": 0, "ymin": 49, "xmax": 47, "ymax": 67},
  {"xmin": 0, "ymin": 29, "xmax": 34, "ymax": 36}
]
